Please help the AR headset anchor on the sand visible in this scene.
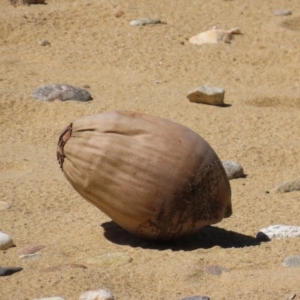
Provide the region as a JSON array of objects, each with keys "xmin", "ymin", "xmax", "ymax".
[{"xmin": 1, "ymin": 0, "xmax": 300, "ymax": 299}]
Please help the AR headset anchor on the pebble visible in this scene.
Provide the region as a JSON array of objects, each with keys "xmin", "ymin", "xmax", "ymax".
[
  {"xmin": 283, "ymin": 255, "xmax": 300, "ymax": 267},
  {"xmin": 205, "ymin": 265, "xmax": 229, "ymax": 276},
  {"xmin": 39, "ymin": 39, "xmax": 51, "ymax": 46},
  {"xmin": 187, "ymin": 86, "xmax": 225, "ymax": 106},
  {"xmin": 129, "ymin": 18, "xmax": 162, "ymax": 26},
  {"xmin": 33, "ymin": 297, "xmax": 66, "ymax": 300},
  {"xmin": 18, "ymin": 244, "xmax": 45, "ymax": 255},
  {"xmin": 269, "ymin": 178, "xmax": 300, "ymax": 194},
  {"xmin": 19, "ymin": 253, "xmax": 42, "ymax": 260},
  {"xmin": 0, "ymin": 232, "xmax": 14, "ymax": 250},
  {"xmin": 181, "ymin": 297, "xmax": 210, "ymax": 300},
  {"xmin": 32, "ymin": 84, "xmax": 93, "ymax": 102},
  {"xmin": 221, "ymin": 160, "xmax": 244, "ymax": 180},
  {"xmin": 87, "ymin": 252, "xmax": 133, "ymax": 267},
  {"xmin": 273, "ymin": 10, "xmax": 292, "ymax": 16},
  {"xmin": 79, "ymin": 289, "xmax": 114, "ymax": 300},
  {"xmin": 189, "ymin": 27, "xmax": 241, "ymax": 45},
  {"xmin": 0, "ymin": 267, "xmax": 22, "ymax": 276},
  {"xmin": 0, "ymin": 201, "xmax": 10, "ymax": 211},
  {"xmin": 114, "ymin": 11, "xmax": 124, "ymax": 18},
  {"xmin": 257, "ymin": 225, "xmax": 300, "ymax": 241}
]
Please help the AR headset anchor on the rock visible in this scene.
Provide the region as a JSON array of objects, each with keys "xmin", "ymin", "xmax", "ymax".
[
  {"xmin": 0, "ymin": 267, "xmax": 22, "ymax": 276},
  {"xmin": 18, "ymin": 244, "xmax": 45, "ymax": 255},
  {"xmin": 39, "ymin": 39, "xmax": 51, "ymax": 46},
  {"xmin": 284, "ymin": 293, "xmax": 296, "ymax": 300},
  {"xmin": 0, "ymin": 201, "xmax": 10, "ymax": 211},
  {"xmin": 79, "ymin": 289, "xmax": 114, "ymax": 300},
  {"xmin": 33, "ymin": 297, "xmax": 66, "ymax": 300},
  {"xmin": 273, "ymin": 10, "xmax": 292, "ymax": 16},
  {"xmin": 269, "ymin": 178, "xmax": 300, "ymax": 194},
  {"xmin": 181, "ymin": 297, "xmax": 210, "ymax": 300},
  {"xmin": 87, "ymin": 252, "xmax": 133, "ymax": 267},
  {"xmin": 221, "ymin": 160, "xmax": 244, "ymax": 180},
  {"xmin": 0, "ymin": 232, "xmax": 14, "ymax": 250},
  {"xmin": 283, "ymin": 255, "xmax": 300, "ymax": 267},
  {"xmin": 187, "ymin": 86, "xmax": 225, "ymax": 106},
  {"xmin": 10, "ymin": 0, "xmax": 45, "ymax": 5},
  {"xmin": 19, "ymin": 253, "xmax": 42, "ymax": 260},
  {"xmin": 205, "ymin": 265, "xmax": 229, "ymax": 275},
  {"xmin": 257, "ymin": 225, "xmax": 300, "ymax": 241},
  {"xmin": 129, "ymin": 18, "xmax": 162, "ymax": 26},
  {"xmin": 32, "ymin": 84, "xmax": 93, "ymax": 102},
  {"xmin": 40, "ymin": 264, "xmax": 87, "ymax": 272},
  {"xmin": 114, "ymin": 11, "xmax": 124, "ymax": 18},
  {"xmin": 189, "ymin": 27, "xmax": 241, "ymax": 45}
]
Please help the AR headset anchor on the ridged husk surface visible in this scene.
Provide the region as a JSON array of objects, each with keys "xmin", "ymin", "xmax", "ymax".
[{"xmin": 57, "ymin": 110, "xmax": 232, "ymax": 241}]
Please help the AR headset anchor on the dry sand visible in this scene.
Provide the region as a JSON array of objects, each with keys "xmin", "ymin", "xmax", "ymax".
[{"xmin": 1, "ymin": 0, "xmax": 300, "ymax": 299}]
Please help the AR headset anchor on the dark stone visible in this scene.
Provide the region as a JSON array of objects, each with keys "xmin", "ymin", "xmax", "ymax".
[{"xmin": 0, "ymin": 267, "xmax": 23, "ymax": 276}]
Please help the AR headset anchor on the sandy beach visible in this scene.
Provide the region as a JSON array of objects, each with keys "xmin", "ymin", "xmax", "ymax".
[{"xmin": 1, "ymin": 0, "xmax": 300, "ymax": 299}]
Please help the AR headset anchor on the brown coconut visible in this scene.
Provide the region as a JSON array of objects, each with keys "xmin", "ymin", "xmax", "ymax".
[{"xmin": 57, "ymin": 110, "xmax": 232, "ymax": 241}]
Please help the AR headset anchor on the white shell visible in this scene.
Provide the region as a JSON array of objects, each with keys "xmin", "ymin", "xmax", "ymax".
[{"xmin": 79, "ymin": 289, "xmax": 114, "ymax": 300}]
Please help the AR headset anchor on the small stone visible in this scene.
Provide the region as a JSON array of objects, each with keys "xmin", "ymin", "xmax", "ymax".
[
  {"xmin": 18, "ymin": 244, "xmax": 45, "ymax": 255},
  {"xmin": 0, "ymin": 267, "xmax": 22, "ymax": 276},
  {"xmin": 269, "ymin": 178, "xmax": 300, "ymax": 194},
  {"xmin": 283, "ymin": 255, "xmax": 300, "ymax": 267},
  {"xmin": 39, "ymin": 39, "xmax": 51, "ymax": 46},
  {"xmin": 129, "ymin": 18, "xmax": 162, "ymax": 26},
  {"xmin": 221, "ymin": 160, "xmax": 244, "ymax": 180},
  {"xmin": 33, "ymin": 297, "xmax": 67, "ymax": 300},
  {"xmin": 79, "ymin": 289, "xmax": 114, "ymax": 300},
  {"xmin": 0, "ymin": 201, "xmax": 10, "ymax": 211},
  {"xmin": 273, "ymin": 10, "xmax": 292, "ymax": 16},
  {"xmin": 114, "ymin": 11, "xmax": 124, "ymax": 18},
  {"xmin": 19, "ymin": 253, "xmax": 42, "ymax": 260},
  {"xmin": 32, "ymin": 84, "xmax": 93, "ymax": 102},
  {"xmin": 87, "ymin": 252, "xmax": 133, "ymax": 267},
  {"xmin": 187, "ymin": 86, "xmax": 225, "ymax": 106},
  {"xmin": 0, "ymin": 232, "xmax": 14, "ymax": 250},
  {"xmin": 284, "ymin": 293, "xmax": 296, "ymax": 300},
  {"xmin": 181, "ymin": 297, "xmax": 210, "ymax": 300},
  {"xmin": 205, "ymin": 265, "xmax": 229, "ymax": 276},
  {"xmin": 257, "ymin": 225, "xmax": 300, "ymax": 241}
]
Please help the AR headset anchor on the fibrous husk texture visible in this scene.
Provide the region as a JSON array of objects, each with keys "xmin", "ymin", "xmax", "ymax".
[{"xmin": 57, "ymin": 110, "xmax": 232, "ymax": 241}]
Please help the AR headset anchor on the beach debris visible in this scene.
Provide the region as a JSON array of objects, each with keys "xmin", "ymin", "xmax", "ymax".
[
  {"xmin": 10, "ymin": 0, "xmax": 45, "ymax": 5},
  {"xmin": 0, "ymin": 267, "xmax": 22, "ymax": 276},
  {"xmin": 273, "ymin": 10, "xmax": 292, "ymax": 16},
  {"xmin": 257, "ymin": 225, "xmax": 300, "ymax": 241},
  {"xmin": 187, "ymin": 86, "xmax": 225, "ymax": 106},
  {"xmin": 0, "ymin": 201, "xmax": 10, "ymax": 211},
  {"xmin": 18, "ymin": 244, "xmax": 45, "ymax": 255},
  {"xmin": 0, "ymin": 232, "xmax": 14, "ymax": 250},
  {"xmin": 181, "ymin": 297, "xmax": 210, "ymax": 300},
  {"xmin": 189, "ymin": 27, "xmax": 241, "ymax": 45},
  {"xmin": 205, "ymin": 265, "xmax": 229, "ymax": 276},
  {"xmin": 221, "ymin": 160, "xmax": 244, "ymax": 180},
  {"xmin": 33, "ymin": 297, "xmax": 66, "ymax": 300},
  {"xmin": 283, "ymin": 255, "xmax": 300, "ymax": 267},
  {"xmin": 19, "ymin": 253, "xmax": 42, "ymax": 260},
  {"xmin": 87, "ymin": 252, "xmax": 133, "ymax": 267},
  {"xmin": 79, "ymin": 289, "xmax": 114, "ymax": 300},
  {"xmin": 32, "ymin": 84, "xmax": 93, "ymax": 102},
  {"xmin": 39, "ymin": 39, "xmax": 51, "ymax": 46},
  {"xmin": 129, "ymin": 18, "xmax": 162, "ymax": 26},
  {"xmin": 268, "ymin": 178, "xmax": 300, "ymax": 194},
  {"xmin": 114, "ymin": 11, "xmax": 124, "ymax": 18}
]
